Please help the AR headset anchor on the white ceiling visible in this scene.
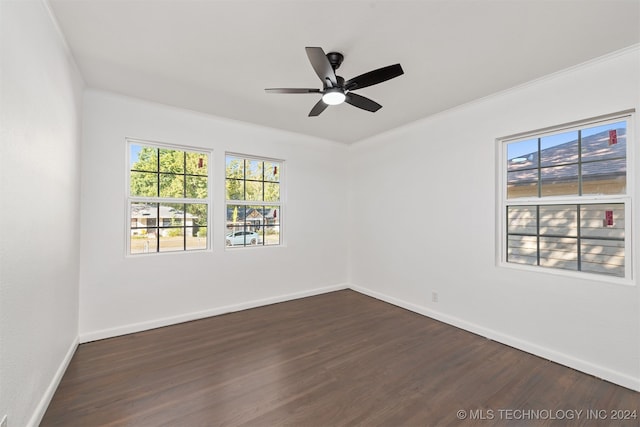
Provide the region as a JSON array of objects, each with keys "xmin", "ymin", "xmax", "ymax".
[{"xmin": 49, "ymin": 0, "xmax": 640, "ymax": 144}]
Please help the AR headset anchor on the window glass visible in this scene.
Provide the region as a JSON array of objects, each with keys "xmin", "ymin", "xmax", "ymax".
[
  {"xmin": 540, "ymin": 131, "xmax": 578, "ymax": 167},
  {"xmin": 185, "ymin": 152, "xmax": 208, "ymax": 176},
  {"xmin": 128, "ymin": 142, "xmax": 209, "ymax": 254},
  {"xmin": 507, "ymin": 138, "xmax": 538, "ymax": 172},
  {"xmin": 539, "ymin": 237, "xmax": 578, "ymax": 271},
  {"xmin": 225, "ymin": 154, "xmax": 283, "ymax": 248},
  {"xmin": 501, "ymin": 115, "xmax": 630, "ymax": 279},
  {"xmin": 581, "ymin": 121, "xmax": 626, "ymax": 162},
  {"xmin": 540, "ymin": 164, "xmax": 579, "ymax": 197}
]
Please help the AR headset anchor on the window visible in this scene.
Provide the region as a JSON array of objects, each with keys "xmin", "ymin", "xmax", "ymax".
[
  {"xmin": 500, "ymin": 113, "xmax": 633, "ymax": 279},
  {"xmin": 128, "ymin": 140, "xmax": 210, "ymax": 254},
  {"xmin": 225, "ymin": 154, "xmax": 282, "ymax": 247}
]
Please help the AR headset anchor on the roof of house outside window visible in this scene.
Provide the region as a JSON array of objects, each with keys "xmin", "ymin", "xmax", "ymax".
[{"xmin": 508, "ymin": 129, "xmax": 626, "ymax": 183}]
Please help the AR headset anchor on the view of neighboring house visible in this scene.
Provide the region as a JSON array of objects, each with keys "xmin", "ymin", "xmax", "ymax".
[
  {"xmin": 225, "ymin": 206, "xmax": 279, "ymax": 232},
  {"xmin": 130, "ymin": 204, "xmax": 198, "ymax": 237},
  {"xmin": 507, "ymin": 127, "xmax": 626, "ymax": 198}
]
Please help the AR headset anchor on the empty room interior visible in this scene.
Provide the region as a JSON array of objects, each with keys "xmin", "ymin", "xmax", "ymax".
[{"xmin": 2, "ymin": 0, "xmax": 640, "ymax": 425}]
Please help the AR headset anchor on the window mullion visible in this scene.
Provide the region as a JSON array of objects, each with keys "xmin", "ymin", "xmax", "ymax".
[
  {"xmin": 156, "ymin": 148, "xmax": 161, "ymax": 197},
  {"xmin": 536, "ymin": 205, "xmax": 540, "ymax": 266},
  {"xmin": 183, "ymin": 152, "xmax": 187, "ymax": 198},
  {"xmin": 576, "ymin": 204, "xmax": 581, "ymax": 272},
  {"xmin": 155, "ymin": 203, "xmax": 160, "ymax": 253},
  {"xmin": 537, "ymin": 137, "xmax": 541, "ymax": 198},
  {"xmin": 578, "ymin": 129, "xmax": 583, "ymax": 196}
]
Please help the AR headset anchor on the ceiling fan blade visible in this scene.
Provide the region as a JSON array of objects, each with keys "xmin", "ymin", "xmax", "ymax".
[
  {"xmin": 345, "ymin": 64, "xmax": 404, "ymax": 91},
  {"xmin": 308, "ymin": 99, "xmax": 328, "ymax": 117},
  {"xmin": 345, "ymin": 93, "xmax": 382, "ymax": 112},
  {"xmin": 306, "ymin": 47, "xmax": 337, "ymax": 87},
  {"xmin": 265, "ymin": 88, "xmax": 321, "ymax": 94}
]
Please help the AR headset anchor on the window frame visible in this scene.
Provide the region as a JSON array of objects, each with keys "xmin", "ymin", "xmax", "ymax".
[
  {"xmin": 224, "ymin": 152, "xmax": 284, "ymax": 249},
  {"xmin": 125, "ymin": 138, "xmax": 212, "ymax": 256},
  {"xmin": 497, "ymin": 111, "xmax": 634, "ymax": 284}
]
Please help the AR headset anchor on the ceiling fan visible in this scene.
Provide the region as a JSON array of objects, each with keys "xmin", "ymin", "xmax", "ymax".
[{"xmin": 265, "ymin": 47, "xmax": 404, "ymax": 117}]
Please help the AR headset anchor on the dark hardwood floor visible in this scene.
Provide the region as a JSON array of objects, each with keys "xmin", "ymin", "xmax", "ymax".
[{"xmin": 42, "ymin": 290, "xmax": 639, "ymax": 426}]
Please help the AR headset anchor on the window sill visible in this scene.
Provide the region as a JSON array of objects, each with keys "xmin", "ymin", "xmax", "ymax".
[{"xmin": 497, "ymin": 261, "xmax": 634, "ymax": 287}]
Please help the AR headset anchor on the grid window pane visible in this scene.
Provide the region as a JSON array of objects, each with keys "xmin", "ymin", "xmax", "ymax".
[
  {"xmin": 245, "ymin": 181, "xmax": 263, "ymax": 201},
  {"xmin": 186, "ymin": 176, "xmax": 208, "ymax": 199},
  {"xmin": 507, "ymin": 235, "xmax": 537, "ymax": 265},
  {"xmin": 582, "ymin": 159, "xmax": 626, "ymax": 195},
  {"xmin": 507, "ymin": 138, "xmax": 538, "ymax": 172},
  {"xmin": 581, "ymin": 121, "xmax": 626, "ymax": 162},
  {"xmin": 130, "ymin": 233, "xmax": 157, "ymax": 254},
  {"xmin": 226, "ymin": 157, "xmax": 244, "ymax": 179},
  {"xmin": 187, "ymin": 227, "xmax": 207, "ymax": 250},
  {"xmin": 264, "ymin": 182, "xmax": 280, "ymax": 202},
  {"xmin": 226, "ymin": 179, "xmax": 245, "ymax": 200},
  {"xmin": 540, "ymin": 164, "xmax": 579, "ymax": 197},
  {"xmin": 186, "ymin": 152, "xmax": 208, "ymax": 175},
  {"xmin": 227, "ymin": 205, "xmax": 245, "ymax": 227},
  {"xmin": 507, "ymin": 206, "xmax": 537, "ymax": 235},
  {"xmin": 130, "ymin": 172, "xmax": 158, "ymax": 197},
  {"xmin": 130, "ymin": 145, "xmax": 158, "ymax": 172},
  {"xmin": 159, "ymin": 228, "xmax": 185, "ymax": 252},
  {"xmin": 539, "ymin": 237, "xmax": 577, "ymax": 271},
  {"xmin": 186, "ymin": 203, "xmax": 208, "ymax": 228},
  {"xmin": 264, "ymin": 225, "xmax": 281, "ymax": 246},
  {"xmin": 581, "ymin": 239, "xmax": 625, "ymax": 277},
  {"xmin": 246, "ymin": 160, "xmax": 263, "ymax": 181},
  {"xmin": 580, "ymin": 204, "xmax": 624, "ymax": 239},
  {"xmin": 159, "ymin": 149, "xmax": 184, "ymax": 173},
  {"xmin": 539, "ymin": 205, "xmax": 577, "ymax": 237},
  {"xmin": 507, "ymin": 170, "xmax": 538, "ymax": 199},
  {"xmin": 130, "ymin": 203, "xmax": 158, "ymax": 254},
  {"xmin": 159, "ymin": 174, "xmax": 184, "ymax": 198},
  {"xmin": 264, "ymin": 161, "xmax": 280, "ymax": 182},
  {"xmin": 540, "ymin": 131, "xmax": 578, "ymax": 167}
]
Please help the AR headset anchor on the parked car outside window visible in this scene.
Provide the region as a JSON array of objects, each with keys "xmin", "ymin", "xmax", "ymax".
[{"xmin": 226, "ymin": 231, "xmax": 260, "ymax": 246}]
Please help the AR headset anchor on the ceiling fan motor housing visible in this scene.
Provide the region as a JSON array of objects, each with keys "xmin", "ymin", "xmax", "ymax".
[{"xmin": 326, "ymin": 52, "xmax": 344, "ymax": 70}]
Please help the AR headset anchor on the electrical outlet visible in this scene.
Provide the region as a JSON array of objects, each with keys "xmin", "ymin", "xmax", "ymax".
[
  {"xmin": 431, "ymin": 291, "xmax": 438, "ymax": 303},
  {"xmin": 1, "ymin": 414, "xmax": 7, "ymax": 427}
]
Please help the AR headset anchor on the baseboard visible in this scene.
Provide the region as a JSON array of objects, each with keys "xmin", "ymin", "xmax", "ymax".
[
  {"xmin": 27, "ymin": 336, "xmax": 79, "ymax": 427},
  {"xmin": 349, "ymin": 284, "xmax": 640, "ymax": 392},
  {"xmin": 80, "ymin": 283, "xmax": 349, "ymax": 343}
]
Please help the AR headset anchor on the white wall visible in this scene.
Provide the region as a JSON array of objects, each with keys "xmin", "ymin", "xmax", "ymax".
[
  {"xmin": 79, "ymin": 90, "xmax": 349, "ymax": 340},
  {"xmin": 1, "ymin": 7, "xmax": 636, "ymax": 427},
  {"xmin": 0, "ymin": 1, "xmax": 84, "ymax": 426},
  {"xmin": 349, "ymin": 47, "xmax": 640, "ymax": 390}
]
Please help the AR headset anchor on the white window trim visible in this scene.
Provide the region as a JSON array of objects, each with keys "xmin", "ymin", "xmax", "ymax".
[
  {"xmin": 224, "ymin": 152, "xmax": 285, "ymax": 249},
  {"xmin": 125, "ymin": 137, "xmax": 213, "ymax": 257},
  {"xmin": 496, "ymin": 111, "xmax": 635, "ymax": 285}
]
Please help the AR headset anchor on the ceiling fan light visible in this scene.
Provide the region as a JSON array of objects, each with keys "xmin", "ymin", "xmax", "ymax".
[{"xmin": 322, "ymin": 89, "xmax": 346, "ymax": 105}]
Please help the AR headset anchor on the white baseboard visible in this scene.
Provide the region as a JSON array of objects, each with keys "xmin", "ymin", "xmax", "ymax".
[
  {"xmin": 79, "ymin": 283, "xmax": 348, "ymax": 343},
  {"xmin": 27, "ymin": 336, "xmax": 79, "ymax": 427},
  {"xmin": 349, "ymin": 284, "xmax": 640, "ymax": 392}
]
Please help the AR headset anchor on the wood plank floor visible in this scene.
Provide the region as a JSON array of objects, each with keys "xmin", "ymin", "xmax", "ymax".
[{"xmin": 42, "ymin": 290, "xmax": 639, "ymax": 426}]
